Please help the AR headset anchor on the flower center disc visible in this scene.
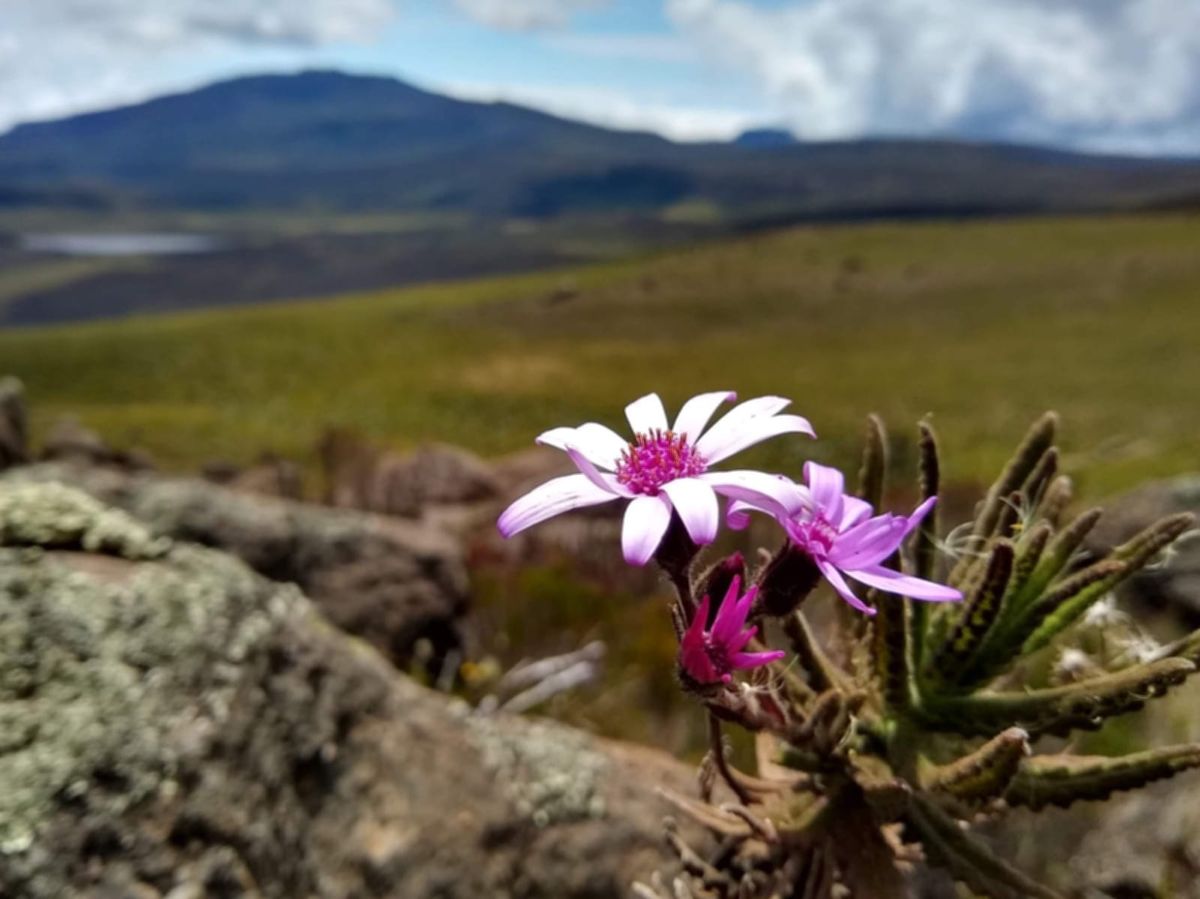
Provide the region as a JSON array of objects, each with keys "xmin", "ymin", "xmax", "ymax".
[
  {"xmin": 792, "ymin": 516, "xmax": 839, "ymax": 554},
  {"xmin": 615, "ymin": 429, "xmax": 706, "ymax": 495}
]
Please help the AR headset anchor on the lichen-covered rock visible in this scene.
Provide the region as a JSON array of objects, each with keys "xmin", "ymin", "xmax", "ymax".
[
  {"xmin": 0, "ymin": 483, "xmax": 697, "ymax": 898},
  {"xmin": 2, "ymin": 463, "xmax": 469, "ymax": 670},
  {"xmin": 0, "ymin": 377, "xmax": 28, "ymax": 470},
  {"xmin": 0, "ymin": 481, "xmax": 170, "ymax": 559}
]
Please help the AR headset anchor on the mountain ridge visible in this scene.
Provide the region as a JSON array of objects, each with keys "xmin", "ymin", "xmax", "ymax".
[{"xmin": 3, "ymin": 69, "xmax": 1200, "ymax": 220}]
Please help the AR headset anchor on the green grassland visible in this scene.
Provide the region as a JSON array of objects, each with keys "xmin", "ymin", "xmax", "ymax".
[{"xmin": 2, "ymin": 212, "xmax": 1198, "ymax": 497}]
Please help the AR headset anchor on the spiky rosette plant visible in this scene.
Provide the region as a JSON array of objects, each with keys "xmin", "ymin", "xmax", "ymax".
[{"xmin": 497, "ymin": 394, "xmax": 1198, "ymax": 899}]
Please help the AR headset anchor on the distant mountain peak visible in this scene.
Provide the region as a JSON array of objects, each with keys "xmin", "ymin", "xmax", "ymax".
[{"xmin": 733, "ymin": 127, "xmax": 798, "ymax": 149}]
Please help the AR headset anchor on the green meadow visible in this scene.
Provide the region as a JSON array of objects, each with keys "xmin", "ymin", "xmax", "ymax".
[{"xmin": 3, "ymin": 212, "xmax": 1198, "ymax": 497}]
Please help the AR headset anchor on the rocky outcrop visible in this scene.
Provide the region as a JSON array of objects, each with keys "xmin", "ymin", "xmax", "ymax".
[
  {"xmin": 1089, "ymin": 476, "xmax": 1200, "ymax": 622},
  {"xmin": 0, "ymin": 481, "xmax": 696, "ymax": 898},
  {"xmin": 41, "ymin": 415, "xmax": 155, "ymax": 471},
  {"xmin": 0, "ymin": 377, "xmax": 28, "ymax": 471},
  {"xmin": 202, "ymin": 454, "xmax": 305, "ymax": 500},
  {"xmin": 2, "ymin": 463, "xmax": 470, "ymax": 670},
  {"xmin": 321, "ymin": 430, "xmax": 501, "ymax": 517}
]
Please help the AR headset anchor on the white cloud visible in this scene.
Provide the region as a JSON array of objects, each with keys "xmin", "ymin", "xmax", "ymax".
[
  {"xmin": 453, "ymin": 0, "xmax": 608, "ymax": 31},
  {"xmin": 665, "ymin": 0, "xmax": 1200, "ymax": 153},
  {"xmin": 545, "ymin": 33, "xmax": 699, "ymax": 63},
  {"xmin": 444, "ymin": 80, "xmax": 761, "ymax": 140},
  {"xmin": 0, "ymin": 0, "xmax": 399, "ymax": 130}
]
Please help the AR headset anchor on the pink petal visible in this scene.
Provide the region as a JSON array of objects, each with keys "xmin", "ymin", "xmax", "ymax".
[
  {"xmin": 731, "ymin": 649, "xmax": 786, "ymax": 669},
  {"xmin": 625, "ymin": 393, "xmax": 669, "ymax": 434},
  {"xmin": 497, "ymin": 474, "xmax": 620, "ymax": 537},
  {"xmin": 829, "ymin": 515, "xmax": 909, "ymax": 569},
  {"xmin": 817, "ymin": 559, "xmax": 876, "ymax": 615},
  {"xmin": 537, "ymin": 423, "xmax": 627, "ymax": 470},
  {"xmin": 710, "ymin": 576, "xmax": 746, "ymax": 644},
  {"xmin": 673, "ymin": 390, "xmax": 737, "ymax": 442},
  {"xmin": 565, "ymin": 446, "xmax": 632, "ymax": 497},
  {"xmin": 904, "ymin": 497, "xmax": 938, "ymax": 536},
  {"xmin": 845, "ymin": 564, "xmax": 963, "ymax": 603},
  {"xmin": 725, "ymin": 500, "xmax": 757, "ymax": 531},
  {"xmin": 661, "ymin": 477, "xmax": 719, "ymax": 545},
  {"xmin": 803, "ymin": 462, "xmax": 846, "ymax": 523},
  {"xmin": 683, "ymin": 595, "xmax": 711, "ymax": 646},
  {"xmin": 839, "ymin": 495, "xmax": 874, "ymax": 529},
  {"xmin": 680, "ymin": 596, "xmax": 719, "ymax": 683},
  {"xmin": 700, "ymin": 471, "xmax": 811, "ymax": 517},
  {"xmin": 621, "ymin": 494, "xmax": 673, "ymax": 565}
]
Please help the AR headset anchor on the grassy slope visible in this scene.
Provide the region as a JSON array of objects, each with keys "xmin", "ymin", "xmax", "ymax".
[{"xmin": 3, "ymin": 212, "xmax": 1198, "ymax": 496}]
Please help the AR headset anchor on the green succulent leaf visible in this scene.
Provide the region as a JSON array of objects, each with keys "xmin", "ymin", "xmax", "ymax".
[
  {"xmin": 923, "ymin": 727, "xmax": 1030, "ymax": 804},
  {"xmin": 1037, "ymin": 474, "xmax": 1073, "ymax": 529},
  {"xmin": 917, "ymin": 657, "xmax": 1196, "ymax": 737},
  {"xmin": 873, "ymin": 592, "xmax": 915, "ymax": 712},
  {"xmin": 1006, "ymin": 745, "xmax": 1200, "ymax": 811},
  {"xmin": 1021, "ymin": 446, "xmax": 1059, "ymax": 512},
  {"xmin": 857, "ymin": 413, "xmax": 888, "ymax": 509},
  {"xmin": 907, "ymin": 792, "xmax": 1065, "ymax": 899},
  {"xmin": 911, "ymin": 420, "xmax": 942, "ymax": 672},
  {"xmin": 1008, "ymin": 506, "xmax": 1104, "ymax": 615},
  {"xmin": 961, "ymin": 413, "xmax": 1057, "ymax": 558},
  {"xmin": 929, "ymin": 540, "xmax": 1014, "ymax": 687}
]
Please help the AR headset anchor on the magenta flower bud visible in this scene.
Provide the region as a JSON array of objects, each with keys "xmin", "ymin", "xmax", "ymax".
[{"xmin": 679, "ymin": 576, "xmax": 786, "ymax": 687}]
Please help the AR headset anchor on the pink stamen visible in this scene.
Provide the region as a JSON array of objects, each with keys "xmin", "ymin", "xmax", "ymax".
[{"xmin": 615, "ymin": 429, "xmax": 707, "ymax": 495}]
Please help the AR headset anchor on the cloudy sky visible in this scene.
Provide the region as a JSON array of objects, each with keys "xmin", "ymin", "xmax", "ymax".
[{"xmin": 2, "ymin": 0, "xmax": 1198, "ymax": 154}]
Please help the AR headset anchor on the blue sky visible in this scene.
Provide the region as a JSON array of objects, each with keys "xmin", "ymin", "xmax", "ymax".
[{"xmin": 2, "ymin": 1, "xmax": 1199, "ymax": 154}]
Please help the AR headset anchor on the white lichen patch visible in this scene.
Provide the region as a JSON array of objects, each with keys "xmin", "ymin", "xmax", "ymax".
[
  {"xmin": 468, "ymin": 713, "xmax": 608, "ymax": 827},
  {"xmin": 0, "ymin": 516, "xmax": 302, "ymax": 859},
  {"xmin": 0, "ymin": 481, "xmax": 170, "ymax": 559}
]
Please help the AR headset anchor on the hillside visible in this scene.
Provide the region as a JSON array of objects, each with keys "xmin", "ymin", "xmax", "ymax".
[
  {"xmin": 2, "ymin": 213, "xmax": 1197, "ymax": 496},
  {"xmin": 4, "ymin": 70, "xmax": 1200, "ymax": 219}
]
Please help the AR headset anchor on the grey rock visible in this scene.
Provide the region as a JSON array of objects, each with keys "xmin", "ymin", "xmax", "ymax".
[
  {"xmin": 0, "ymin": 377, "xmax": 28, "ymax": 470},
  {"xmin": 3, "ymin": 463, "xmax": 470, "ymax": 671},
  {"xmin": 321, "ymin": 430, "xmax": 500, "ymax": 517},
  {"xmin": 0, "ymin": 481, "xmax": 696, "ymax": 898},
  {"xmin": 41, "ymin": 415, "xmax": 155, "ymax": 471}
]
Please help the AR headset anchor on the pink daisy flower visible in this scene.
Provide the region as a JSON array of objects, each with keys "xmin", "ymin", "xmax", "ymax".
[
  {"xmin": 497, "ymin": 391, "xmax": 814, "ymax": 565},
  {"xmin": 729, "ymin": 461, "xmax": 962, "ymax": 614},
  {"xmin": 679, "ymin": 577, "xmax": 785, "ymax": 685}
]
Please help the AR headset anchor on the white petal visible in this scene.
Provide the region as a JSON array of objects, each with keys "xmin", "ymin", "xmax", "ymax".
[
  {"xmin": 696, "ymin": 395, "xmax": 813, "ymax": 462},
  {"xmin": 565, "ymin": 446, "xmax": 632, "ymax": 496},
  {"xmin": 621, "ymin": 494, "xmax": 673, "ymax": 565},
  {"xmin": 661, "ymin": 478, "xmax": 719, "ymax": 545},
  {"xmin": 625, "ymin": 393, "xmax": 669, "ymax": 435},
  {"xmin": 537, "ymin": 422, "xmax": 627, "ymax": 470},
  {"xmin": 699, "ymin": 414, "xmax": 815, "ymax": 464},
  {"xmin": 497, "ymin": 475, "xmax": 619, "ymax": 536},
  {"xmin": 700, "ymin": 471, "xmax": 811, "ymax": 517},
  {"xmin": 673, "ymin": 391, "xmax": 736, "ymax": 443}
]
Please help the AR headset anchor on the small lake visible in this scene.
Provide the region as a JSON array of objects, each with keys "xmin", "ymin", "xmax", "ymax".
[{"xmin": 20, "ymin": 232, "xmax": 227, "ymax": 257}]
